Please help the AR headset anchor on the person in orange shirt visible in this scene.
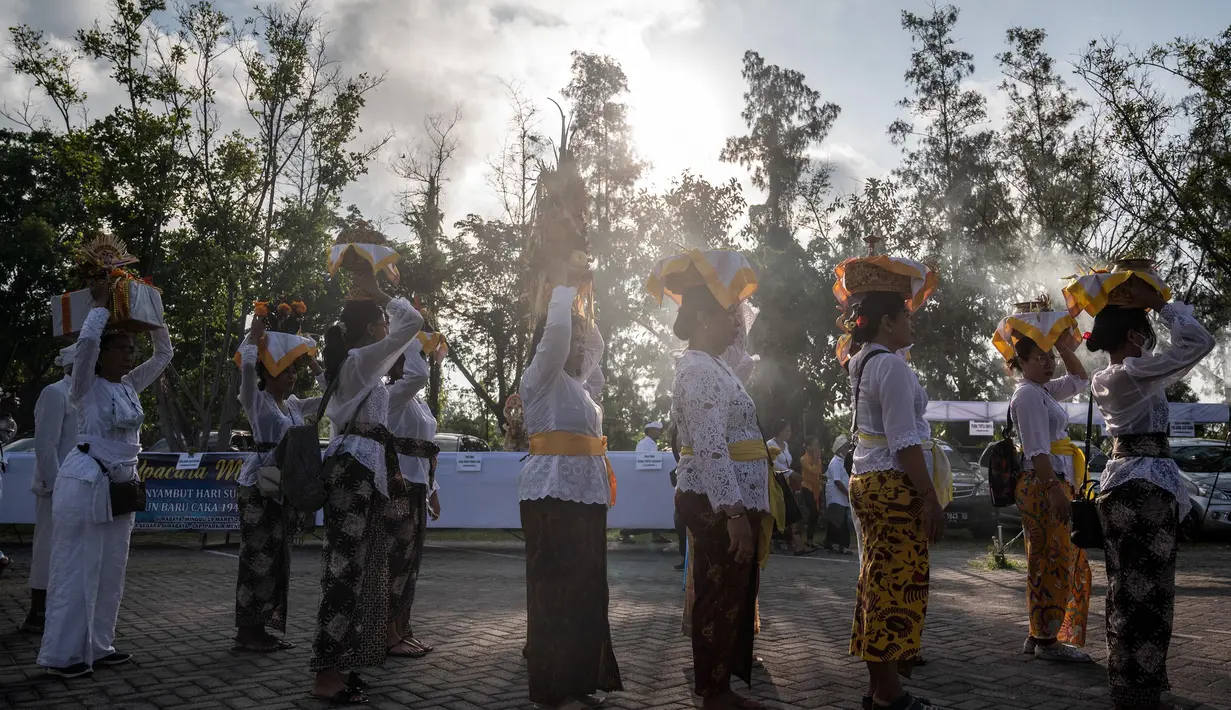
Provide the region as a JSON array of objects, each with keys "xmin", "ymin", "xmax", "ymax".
[{"xmin": 798, "ymin": 437, "xmax": 827, "ymax": 546}]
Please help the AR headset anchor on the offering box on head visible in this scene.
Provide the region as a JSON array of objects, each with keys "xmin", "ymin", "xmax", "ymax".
[{"xmin": 50, "ymin": 277, "xmax": 166, "ymax": 337}]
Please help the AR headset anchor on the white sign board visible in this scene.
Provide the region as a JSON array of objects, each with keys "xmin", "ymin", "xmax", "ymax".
[
  {"xmin": 176, "ymin": 453, "xmax": 203, "ymax": 470},
  {"xmin": 969, "ymin": 421, "xmax": 995, "ymax": 437},
  {"xmin": 456, "ymin": 453, "xmax": 483, "ymax": 472},
  {"xmin": 1169, "ymin": 421, "xmax": 1195, "ymax": 438},
  {"xmin": 635, "ymin": 453, "xmax": 663, "ymax": 471}
]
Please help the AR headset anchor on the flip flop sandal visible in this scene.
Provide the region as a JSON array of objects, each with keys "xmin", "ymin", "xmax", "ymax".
[
  {"xmin": 346, "ymin": 672, "xmax": 366, "ymax": 690},
  {"xmin": 310, "ymin": 688, "xmax": 369, "ymax": 705},
  {"xmin": 402, "ymin": 637, "xmax": 434, "ymax": 654},
  {"xmin": 386, "ymin": 642, "xmax": 427, "ymax": 658}
]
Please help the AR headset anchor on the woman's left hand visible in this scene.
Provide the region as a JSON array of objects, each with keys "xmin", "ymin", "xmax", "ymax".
[{"xmin": 428, "ymin": 491, "xmax": 441, "ymax": 520}]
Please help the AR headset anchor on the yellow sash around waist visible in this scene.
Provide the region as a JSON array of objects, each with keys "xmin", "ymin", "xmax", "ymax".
[
  {"xmin": 1050, "ymin": 437, "xmax": 1089, "ymax": 492},
  {"xmin": 680, "ymin": 439, "xmax": 784, "ymax": 569},
  {"xmin": 528, "ymin": 432, "xmax": 617, "ymax": 507},
  {"xmin": 856, "ymin": 433, "xmax": 953, "ymax": 509}
]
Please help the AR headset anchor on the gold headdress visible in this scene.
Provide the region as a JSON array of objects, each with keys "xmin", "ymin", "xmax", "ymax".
[
  {"xmin": 1062, "ymin": 257, "xmax": 1170, "ymax": 317},
  {"xmin": 991, "ymin": 293, "xmax": 1079, "ymax": 362},
  {"xmin": 646, "ymin": 249, "xmax": 758, "ymax": 308},
  {"xmin": 79, "ymin": 232, "xmax": 138, "ymax": 272},
  {"xmin": 832, "ymin": 234, "xmax": 938, "ymax": 365},
  {"xmin": 328, "ymin": 220, "xmax": 401, "ymax": 300}
]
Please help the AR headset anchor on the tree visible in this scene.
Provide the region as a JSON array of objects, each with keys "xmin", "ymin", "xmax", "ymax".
[
  {"xmin": 720, "ymin": 50, "xmax": 841, "ymax": 431},
  {"xmin": 887, "ymin": 4, "xmax": 1017, "ymax": 406}
]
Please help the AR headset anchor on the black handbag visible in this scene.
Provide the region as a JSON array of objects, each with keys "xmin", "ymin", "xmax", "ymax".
[
  {"xmin": 1069, "ymin": 396, "xmax": 1103, "ymax": 549},
  {"xmin": 78, "ymin": 443, "xmax": 147, "ymax": 516},
  {"xmin": 986, "ymin": 407, "xmax": 1022, "ymax": 508},
  {"xmin": 1070, "ymin": 480, "xmax": 1103, "ymax": 549}
]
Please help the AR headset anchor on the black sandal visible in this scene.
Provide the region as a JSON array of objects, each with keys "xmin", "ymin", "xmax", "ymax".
[
  {"xmin": 310, "ymin": 688, "xmax": 369, "ymax": 705},
  {"xmin": 346, "ymin": 672, "xmax": 365, "ymax": 690}
]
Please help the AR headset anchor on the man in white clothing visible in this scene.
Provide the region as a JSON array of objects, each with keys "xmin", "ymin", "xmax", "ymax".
[
  {"xmin": 636, "ymin": 421, "xmax": 663, "ymax": 452},
  {"xmin": 824, "ymin": 436, "xmax": 853, "ymax": 554},
  {"xmin": 24, "ymin": 344, "xmax": 80, "ymax": 633}
]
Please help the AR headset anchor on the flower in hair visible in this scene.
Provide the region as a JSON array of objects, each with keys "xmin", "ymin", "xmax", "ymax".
[
  {"xmin": 855, "ymin": 315, "xmax": 868, "ymax": 328},
  {"xmin": 253, "ymin": 301, "xmax": 269, "ymax": 317},
  {"xmin": 1082, "ymin": 331, "xmax": 1091, "ymax": 341}
]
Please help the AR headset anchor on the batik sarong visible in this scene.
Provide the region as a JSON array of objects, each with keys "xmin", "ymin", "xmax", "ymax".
[
  {"xmin": 849, "ymin": 469, "xmax": 928, "ymax": 675},
  {"xmin": 1098, "ymin": 479, "xmax": 1178, "ymax": 707},
  {"xmin": 235, "ymin": 484, "xmax": 300, "ymax": 631},
  {"xmin": 387, "ymin": 476, "xmax": 428, "ymax": 631},
  {"xmin": 521, "ymin": 496, "xmax": 623, "ymax": 706},
  {"xmin": 309, "ymin": 453, "xmax": 391, "ymax": 672},
  {"xmin": 1015, "ymin": 471, "xmax": 1090, "ymax": 646},
  {"xmin": 676, "ymin": 491, "xmax": 761, "ymax": 698}
]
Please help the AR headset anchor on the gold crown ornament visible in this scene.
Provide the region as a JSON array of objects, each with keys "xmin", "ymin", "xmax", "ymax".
[
  {"xmin": 832, "ymin": 234, "xmax": 938, "ymax": 365},
  {"xmin": 78, "ymin": 232, "xmax": 139, "ymax": 272},
  {"xmin": 991, "ymin": 293, "xmax": 1079, "ymax": 363},
  {"xmin": 1062, "ymin": 257, "xmax": 1171, "ymax": 317}
]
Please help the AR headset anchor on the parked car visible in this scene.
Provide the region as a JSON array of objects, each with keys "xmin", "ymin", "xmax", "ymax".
[
  {"xmin": 1172, "ymin": 438, "xmax": 1231, "ymax": 537},
  {"xmin": 1, "ymin": 437, "xmax": 36, "ymax": 453},
  {"xmin": 148, "ymin": 430, "xmax": 255, "ymax": 452},
  {"xmin": 316, "ymin": 432, "xmax": 492, "ymax": 453},
  {"xmin": 943, "ymin": 440, "xmax": 1004, "ymax": 538}
]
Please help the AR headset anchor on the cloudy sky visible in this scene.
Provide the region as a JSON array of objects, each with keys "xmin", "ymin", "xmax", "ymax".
[{"xmin": 2, "ymin": 0, "xmax": 1225, "ymax": 241}]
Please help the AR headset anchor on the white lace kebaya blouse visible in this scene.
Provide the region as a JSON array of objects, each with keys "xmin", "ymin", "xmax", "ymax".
[
  {"xmin": 236, "ymin": 343, "xmax": 324, "ymax": 488},
  {"xmin": 388, "ymin": 340, "xmax": 439, "ymax": 490},
  {"xmin": 322, "ymin": 297, "xmax": 423, "ymax": 498},
  {"xmin": 1010, "ymin": 375, "xmax": 1088, "ymax": 486},
  {"xmin": 849, "ymin": 344, "xmax": 933, "ymax": 477},
  {"xmin": 518, "ymin": 286, "xmax": 609, "ymax": 505},
  {"xmin": 1092, "ymin": 303, "xmax": 1215, "ymax": 518}
]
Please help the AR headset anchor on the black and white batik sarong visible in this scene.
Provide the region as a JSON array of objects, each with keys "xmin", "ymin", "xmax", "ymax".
[{"xmin": 1098, "ymin": 478, "xmax": 1179, "ymax": 707}]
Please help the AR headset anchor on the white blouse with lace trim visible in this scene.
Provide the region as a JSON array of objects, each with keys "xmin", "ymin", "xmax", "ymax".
[
  {"xmin": 517, "ymin": 286, "xmax": 610, "ymax": 505},
  {"xmin": 322, "ymin": 297, "xmax": 423, "ymax": 498},
  {"xmin": 849, "ymin": 344, "xmax": 933, "ymax": 476},
  {"xmin": 1010, "ymin": 375, "xmax": 1087, "ymax": 486},
  {"xmin": 671, "ymin": 350, "xmax": 769, "ymax": 513},
  {"xmin": 1092, "ymin": 303, "xmax": 1215, "ymax": 519}
]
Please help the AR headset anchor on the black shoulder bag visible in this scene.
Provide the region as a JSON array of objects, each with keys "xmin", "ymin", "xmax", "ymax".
[
  {"xmin": 1069, "ymin": 394, "xmax": 1104, "ymax": 549},
  {"xmin": 276, "ymin": 371, "xmax": 353, "ymax": 513},
  {"xmin": 844, "ymin": 349, "xmax": 889, "ymax": 476}
]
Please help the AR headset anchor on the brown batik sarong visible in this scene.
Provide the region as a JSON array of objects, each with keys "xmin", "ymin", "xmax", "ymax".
[
  {"xmin": 309, "ymin": 453, "xmax": 391, "ymax": 672},
  {"xmin": 235, "ymin": 484, "xmax": 300, "ymax": 631},
  {"xmin": 521, "ymin": 497, "xmax": 623, "ymax": 706},
  {"xmin": 676, "ymin": 490, "xmax": 761, "ymax": 698}
]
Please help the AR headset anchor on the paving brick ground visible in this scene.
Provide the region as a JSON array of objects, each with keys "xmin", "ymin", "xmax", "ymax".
[{"xmin": 1, "ymin": 532, "xmax": 1229, "ymax": 710}]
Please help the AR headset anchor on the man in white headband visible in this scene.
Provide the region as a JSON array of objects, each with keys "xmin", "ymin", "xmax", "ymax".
[{"xmin": 23, "ymin": 343, "xmax": 80, "ymax": 634}]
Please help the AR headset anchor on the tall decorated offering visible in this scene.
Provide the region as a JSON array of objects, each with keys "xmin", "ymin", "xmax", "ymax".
[{"xmin": 50, "ymin": 232, "xmax": 165, "ymax": 337}]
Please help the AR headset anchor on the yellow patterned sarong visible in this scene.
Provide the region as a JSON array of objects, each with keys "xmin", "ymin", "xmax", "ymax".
[{"xmin": 849, "ymin": 469, "xmax": 929, "ymax": 669}]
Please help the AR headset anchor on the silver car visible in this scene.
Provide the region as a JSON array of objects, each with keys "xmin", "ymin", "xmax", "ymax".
[{"xmin": 1172, "ymin": 438, "xmax": 1231, "ymax": 536}]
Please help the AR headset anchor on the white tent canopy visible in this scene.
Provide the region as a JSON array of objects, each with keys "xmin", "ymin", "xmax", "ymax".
[{"xmin": 925, "ymin": 401, "xmax": 1230, "ymax": 426}]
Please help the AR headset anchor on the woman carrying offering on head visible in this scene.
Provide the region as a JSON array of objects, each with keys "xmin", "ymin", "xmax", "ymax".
[
  {"xmin": 385, "ymin": 328, "xmax": 444, "ymax": 659},
  {"xmin": 649, "ymin": 249, "xmax": 767, "ymax": 710},
  {"xmin": 834, "ymin": 246, "xmax": 946, "ymax": 710},
  {"xmin": 233, "ymin": 301, "xmax": 324, "ymax": 653},
  {"xmin": 38, "ymin": 273, "xmax": 173, "ymax": 679},
  {"xmin": 1068, "ymin": 270, "xmax": 1215, "ymax": 710},
  {"xmin": 310, "ymin": 262, "xmax": 423, "ymax": 705},
  {"xmin": 519, "ymin": 258, "xmax": 622, "ymax": 710},
  {"xmin": 993, "ymin": 300, "xmax": 1093, "ymax": 662}
]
